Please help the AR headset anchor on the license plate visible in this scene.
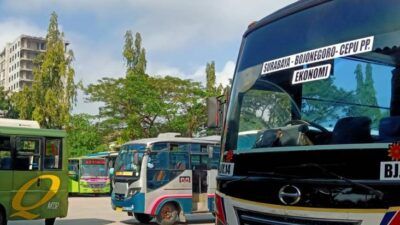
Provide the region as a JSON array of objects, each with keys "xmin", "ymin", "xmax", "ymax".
[
  {"xmin": 380, "ymin": 161, "xmax": 400, "ymax": 180},
  {"xmin": 115, "ymin": 207, "xmax": 123, "ymax": 212}
]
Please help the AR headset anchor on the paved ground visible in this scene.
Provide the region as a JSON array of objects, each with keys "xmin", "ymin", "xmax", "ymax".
[{"xmin": 10, "ymin": 196, "xmax": 214, "ymax": 225}]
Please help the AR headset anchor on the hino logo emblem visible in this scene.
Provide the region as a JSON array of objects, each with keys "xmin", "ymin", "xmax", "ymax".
[{"xmin": 278, "ymin": 185, "xmax": 301, "ymax": 205}]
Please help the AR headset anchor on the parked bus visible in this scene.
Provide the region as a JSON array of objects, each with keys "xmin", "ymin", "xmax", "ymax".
[
  {"xmin": 0, "ymin": 119, "xmax": 67, "ymax": 225},
  {"xmin": 208, "ymin": 1, "xmax": 400, "ymax": 225},
  {"xmin": 68, "ymin": 157, "xmax": 110, "ymax": 195},
  {"xmin": 86, "ymin": 151, "xmax": 119, "ymax": 175},
  {"xmin": 111, "ymin": 133, "xmax": 220, "ymax": 225}
]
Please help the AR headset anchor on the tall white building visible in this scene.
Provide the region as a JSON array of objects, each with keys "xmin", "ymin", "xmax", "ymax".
[{"xmin": 0, "ymin": 35, "xmax": 46, "ymax": 92}]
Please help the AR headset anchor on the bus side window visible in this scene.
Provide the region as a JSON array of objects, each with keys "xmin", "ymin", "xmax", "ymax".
[
  {"xmin": 0, "ymin": 136, "xmax": 12, "ymax": 170},
  {"xmin": 170, "ymin": 151, "xmax": 189, "ymax": 170},
  {"xmin": 152, "ymin": 142, "xmax": 168, "ymax": 151},
  {"xmin": 191, "ymin": 143, "xmax": 201, "ymax": 153},
  {"xmin": 15, "ymin": 137, "xmax": 41, "ymax": 171},
  {"xmin": 209, "ymin": 146, "xmax": 221, "ymax": 170},
  {"xmin": 147, "ymin": 151, "xmax": 170, "ymax": 190},
  {"xmin": 44, "ymin": 138, "xmax": 62, "ymax": 170}
]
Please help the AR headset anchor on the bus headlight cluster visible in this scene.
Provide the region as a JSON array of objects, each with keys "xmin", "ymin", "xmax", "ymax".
[{"xmin": 127, "ymin": 188, "xmax": 140, "ymax": 198}]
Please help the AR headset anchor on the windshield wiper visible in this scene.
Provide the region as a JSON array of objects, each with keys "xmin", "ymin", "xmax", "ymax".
[
  {"xmin": 221, "ymin": 171, "xmax": 302, "ymax": 189},
  {"xmin": 279, "ymin": 163, "xmax": 384, "ymax": 200}
]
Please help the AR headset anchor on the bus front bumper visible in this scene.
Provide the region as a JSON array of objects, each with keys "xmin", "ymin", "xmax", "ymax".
[
  {"xmin": 218, "ymin": 192, "xmax": 392, "ymax": 225},
  {"xmin": 111, "ymin": 192, "xmax": 145, "ymax": 213}
]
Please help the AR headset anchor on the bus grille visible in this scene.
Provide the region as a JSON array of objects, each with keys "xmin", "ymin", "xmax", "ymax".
[
  {"xmin": 115, "ymin": 193, "xmax": 125, "ymax": 201},
  {"xmin": 236, "ymin": 209, "xmax": 361, "ymax": 225},
  {"xmin": 89, "ymin": 183, "xmax": 106, "ymax": 189}
]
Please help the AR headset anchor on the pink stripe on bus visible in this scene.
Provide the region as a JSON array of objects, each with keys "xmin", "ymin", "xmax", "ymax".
[{"xmin": 147, "ymin": 194, "xmax": 192, "ymax": 215}]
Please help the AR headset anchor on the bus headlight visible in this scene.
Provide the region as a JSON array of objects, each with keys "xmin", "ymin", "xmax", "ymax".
[{"xmin": 127, "ymin": 188, "xmax": 140, "ymax": 198}]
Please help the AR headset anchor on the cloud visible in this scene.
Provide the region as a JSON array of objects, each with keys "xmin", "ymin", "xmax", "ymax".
[
  {"xmin": 1, "ymin": 0, "xmax": 297, "ymax": 53},
  {"xmin": 0, "ymin": 19, "xmax": 45, "ymax": 48},
  {"xmin": 148, "ymin": 60, "xmax": 235, "ymax": 87},
  {"xmin": 0, "ymin": 1, "xmax": 297, "ymax": 115},
  {"xmin": 216, "ymin": 61, "xmax": 235, "ymax": 87}
]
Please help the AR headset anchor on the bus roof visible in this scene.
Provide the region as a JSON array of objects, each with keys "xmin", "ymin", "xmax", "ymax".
[
  {"xmin": 123, "ymin": 136, "xmax": 220, "ymax": 146},
  {"xmin": 0, "ymin": 125, "xmax": 66, "ymax": 137},
  {"xmin": 0, "ymin": 118, "xmax": 40, "ymax": 128},
  {"xmin": 244, "ymin": 0, "xmax": 322, "ymax": 37}
]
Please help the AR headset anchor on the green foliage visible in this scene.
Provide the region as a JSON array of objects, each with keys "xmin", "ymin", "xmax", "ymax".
[
  {"xmin": 205, "ymin": 61, "xmax": 223, "ymax": 97},
  {"xmin": 0, "ymin": 88, "xmax": 18, "ymax": 118},
  {"xmin": 11, "ymin": 86, "xmax": 34, "ymax": 119},
  {"xmin": 66, "ymin": 114, "xmax": 103, "ymax": 157},
  {"xmin": 239, "ymin": 89, "xmax": 291, "ymax": 131},
  {"xmin": 302, "ymin": 76, "xmax": 351, "ymax": 125},
  {"xmin": 346, "ymin": 63, "xmax": 382, "ymax": 126},
  {"xmin": 12, "ymin": 12, "xmax": 77, "ymax": 129},
  {"xmin": 303, "ymin": 62, "xmax": 382, "ymax": 128},
  {"xmin": 86, "ymin": 30, "xmax": 208, "ymax": 142},
  {"xmin": 123, "ymin": 31, "xmax": 146, "ymax": 74}
]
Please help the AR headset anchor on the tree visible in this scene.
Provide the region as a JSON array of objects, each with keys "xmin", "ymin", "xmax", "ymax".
[
  {"xmin": 206, "ymin": 61, "xmax": 216, "ymax": 94},
  {"xmin": 0, "ymin": 87, "xmax": 18, "ymax": 118},
  {"xmin": 13, "ymin": 12, "xmax": 77, "ymax": 128},
  {"xmin": 86, "ymin": 30, "xmax": 211, "ymax": 142},
  {"xmin": 11, "ymin": 86, "xmax": 33, "ymax": 119},
  {"xmin": 66, "ymin": 114, "xmax": 103, "ymax": 157},
  {"xmin": 363, "ymin": 63, "xmax": 381, "ymax": 124},
  {"xmin": 123, "ymin": 31, "xmax": 146, "ymax": 74}
]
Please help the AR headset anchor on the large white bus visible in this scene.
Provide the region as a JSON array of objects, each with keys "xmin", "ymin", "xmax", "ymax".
[
  {"xmin": 208, "ymin": 1, "xmax": 400, "ymax": 225},
  {"xmin": 111, "ymin": 134, "xmax": 220, "ymax": 225}
]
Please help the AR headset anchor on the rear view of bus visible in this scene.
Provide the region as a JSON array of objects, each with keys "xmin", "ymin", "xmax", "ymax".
[
  {"xmin": 68, "ymin": 157, "xmax": 110, "ymax": 194},
  {"xmin": 215, "ymin": 1, "xmax": 400, "ymax": 225},
  {"xmin": 111, "ymin": 135, "xmax": 220, "ymax": 225}
]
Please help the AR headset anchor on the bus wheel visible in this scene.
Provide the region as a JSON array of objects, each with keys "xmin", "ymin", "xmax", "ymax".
[
  {"xmin": 156, "ymin": 203, "xmax": 179, "ymax": 225},
  {"xmin": 134, "ymin": 213, "xmax": 152, "ymax": 223},
  {"xmin": 45, "ymin": 218, "xmax": 55, "ymax": 225},
  {"xmin": 0, "ymin": 210, "xmax": 6, "ymax": 225}
]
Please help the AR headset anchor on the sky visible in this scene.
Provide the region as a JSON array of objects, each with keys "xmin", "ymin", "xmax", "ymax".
[{"xmin": 0, "ymin": 0, "xmax": 296, "ymax": 115}]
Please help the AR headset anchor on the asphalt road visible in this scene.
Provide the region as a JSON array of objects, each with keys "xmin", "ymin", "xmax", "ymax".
[{"xmin": 10, "ymin": 196, "xmax": 214, "ymax": 225}]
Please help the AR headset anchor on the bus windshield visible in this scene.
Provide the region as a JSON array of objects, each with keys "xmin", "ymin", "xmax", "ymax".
[
  {"xmin": 229, "ymin": 55, "xmax": 394, "ymax": 153},
  {"xmin": 81, "ymin": 164, "xmax": 108, "ymax": 177},
  {"xmin": 80, "ymin": 158, "xmax": 108, "ymax": 177},
  {"xmin": 114, "ymin": 144, "xmax": 146, "ymax": 176}
]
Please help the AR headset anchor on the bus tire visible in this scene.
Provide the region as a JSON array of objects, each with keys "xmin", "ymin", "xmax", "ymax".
[
  {"xmin": 156, "ymin": 203, "xmax": 179, "ymax": 225},
  {"xmin": 0, "ymin": 208, "xmax": 6, "ymax": 225},
  {"xmin": 134, "ymin": 213, "xmax": 152, "ymax": 223},
  {"xmin": 45, "ymin": 218, "xmax": 55, "ymax": 225}
]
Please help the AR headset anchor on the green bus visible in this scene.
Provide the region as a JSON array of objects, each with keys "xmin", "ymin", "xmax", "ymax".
[
  {"xmin": 68, "ymin": 157, "xmax": 110, "ymax": 195},
  {"xmin": 0, "ymin": 119, "xmax": 67, "ymax": 225}
]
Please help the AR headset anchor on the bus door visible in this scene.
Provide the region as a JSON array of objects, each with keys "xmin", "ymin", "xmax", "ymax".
[
  {"xmin": 0, "ymin": 136, "xmax": 13, "ymax": 215},
  {"xmin": 41, "ymin": 138, "xmax": 64, "ymax": 219},
  {"xmin": 190, "ymin": 144, "xmax": 209, "ymax": 212},
  {"xmin": 11, "ymin": 137, "xmax": 43, "ymax": 219}
]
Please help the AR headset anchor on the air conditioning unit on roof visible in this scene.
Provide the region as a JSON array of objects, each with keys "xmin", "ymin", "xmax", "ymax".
[
  {"xmin": 157, "ymin": 132, "xmax": 181, "ymax": 138},
  {"xmin": 0, "ymin": 118, "xmax": 40, "ymax": 128}
]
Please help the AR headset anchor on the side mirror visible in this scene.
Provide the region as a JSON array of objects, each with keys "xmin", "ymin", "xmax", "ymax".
[
  {"xmin": 207, "ymin": 97, "xmax": 220, "ymax": 128},
  {"xmin": 109, "ymin": 168, "xmax": 114, "ymax": 177}
]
